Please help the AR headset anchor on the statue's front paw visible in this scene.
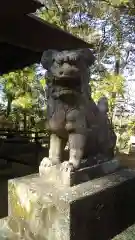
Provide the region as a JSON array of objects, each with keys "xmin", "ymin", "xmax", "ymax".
[
  {"xmin": 39, "ymin": 157, "xmax": 53, "ymax": 175},
  {"xmin": 60, "ymin": 161, "xmax": 74, "ymax": 172},
  {"xmin": 40, "ymin": 157, "xmax": 53, "ymax": 168}
]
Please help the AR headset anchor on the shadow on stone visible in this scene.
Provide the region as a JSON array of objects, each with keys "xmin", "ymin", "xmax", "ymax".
[
  {"xmin": 71, "ymin": 169, "xmax": 135, "ymax": 240},
  {"xmin": 0, "ymin": 178, "xmax": 8, "ymax": 218}
]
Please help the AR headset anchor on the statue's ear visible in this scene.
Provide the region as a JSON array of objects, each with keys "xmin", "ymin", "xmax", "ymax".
[
  {"xmin": 82, "ymin": 49, "xmax": 95, "ymax": 66},
  {"xmin": 41, "ymin": 50, "xmax": 57, "ymax": 70}
]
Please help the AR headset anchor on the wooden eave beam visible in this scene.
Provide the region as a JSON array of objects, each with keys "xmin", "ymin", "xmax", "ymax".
[
  {"xmin": 0, "ymin": 14, "xmax": 92, "ymax": 52},
  {"xmin": 0, "ymin": 0, "xmax": 43, "ymax": 17}
]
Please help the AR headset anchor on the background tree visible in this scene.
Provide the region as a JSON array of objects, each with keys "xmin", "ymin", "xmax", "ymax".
[{"xmin": 0, "ymin": 0, "xmax": 135, "ymax": 150}]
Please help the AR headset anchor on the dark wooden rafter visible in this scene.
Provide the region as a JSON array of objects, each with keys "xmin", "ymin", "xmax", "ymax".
[
  {"xmin": 0, "ymin": 0, "xmax": 94, "ymax": 74},
  {"xmin": 0, "ymin": 14, "xmax": 92, "ymax": 52},
  {"xmin": 0, "ymin": 43, "xmax": 41, "ymax": 74},
  {"xmin": 0, "ymin": 0, "xmax": 43, "ymax": 17}
]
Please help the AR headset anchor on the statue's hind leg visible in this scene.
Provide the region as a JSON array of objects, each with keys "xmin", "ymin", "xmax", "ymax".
[
  {"xmin": 61, "ymin": 133, "xmax": 86, "ymax": 172},
  {"xmin": 69, "ymin": 133, "xmax": 86, "ymax": 170}
]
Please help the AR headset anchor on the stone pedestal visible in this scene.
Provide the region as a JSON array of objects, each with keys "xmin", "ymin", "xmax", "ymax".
[
  {"xmin": 1, "ymin": 166, "xmax": 135, "ymax": 239},
  {"xmin": 39, "ymin": 158, "xmax": 121, "ymax": 186}
]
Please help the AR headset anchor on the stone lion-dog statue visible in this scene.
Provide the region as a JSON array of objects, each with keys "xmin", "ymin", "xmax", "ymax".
[{"xmin": 39, "ymin": 49, "xmax": 116, "ymax": 172}]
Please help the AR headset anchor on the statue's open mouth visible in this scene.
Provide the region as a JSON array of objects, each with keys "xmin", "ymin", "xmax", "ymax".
[
  {"xmin": 53, "ymin": 78, "xmax": 81, "ymax": 97},
  {"xmin": 53, "ymin": 77, "xmax": 81, "ymax": 88},
  {"xmin": 52, "ymin": 77, "xmax": 81, "ymax": 98}
]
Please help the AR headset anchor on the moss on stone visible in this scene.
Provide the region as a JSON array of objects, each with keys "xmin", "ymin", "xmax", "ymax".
[{"xmin": 9, "ymin": 182, "xmax": 33, "ymax": 219}]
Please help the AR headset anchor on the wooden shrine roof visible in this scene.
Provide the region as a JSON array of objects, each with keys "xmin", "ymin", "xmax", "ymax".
[{"xmin": 0, "ymin": 0, "xmax": 93, "ymax": 74}]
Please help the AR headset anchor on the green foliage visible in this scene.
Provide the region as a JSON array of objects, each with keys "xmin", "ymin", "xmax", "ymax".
[
  {"xmin": 0, "ymin": 0, "xmax": 134, "ymax": 136},
  {"xmin": 12, "ymin": 93, "xmax": 33, "ymax": 110},
  {"xmin": 127, "ymin": 118, "xmax": 135, "ymax": 136},
  {"xmin": 40, "ymin": 78, "xmax": 46, "ymax": 89},
  {"xmin": 109, "ymin": 0, "xmax": 129, "ymax": 5},
  {"xmin": 116, "ymin": 129, "xmax": 130, "ymax": 152},
  {"xmin": 91, "ymin": 73, "xmax": 125, "ymax": 118},
  {"xmin": 0, "ymin": 66, "xmax": 46, "ymax": 130}
]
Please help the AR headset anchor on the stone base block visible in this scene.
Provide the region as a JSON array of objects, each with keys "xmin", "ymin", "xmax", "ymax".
[
  {"xmin": 0, "ymin": 168, "xmax": 134, "ymax": 239},
  {"xmin": 39, "ymin": 158, "xmax": 121, "ymax": 186}
]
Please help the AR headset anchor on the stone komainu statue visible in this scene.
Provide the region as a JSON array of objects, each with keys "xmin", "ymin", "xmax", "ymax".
[{"xmin": 40, "ymin": 49, "xmax": 116, "ymax": 171}]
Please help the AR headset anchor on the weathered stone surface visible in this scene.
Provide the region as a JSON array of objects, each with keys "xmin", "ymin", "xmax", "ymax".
[
  {"xmin": 7, "ymin": 173, "xmax": 70, "ymax": 239},
  {"xmin": 0, "ymin": 169, "xmax": 135, "ymax": 239}
]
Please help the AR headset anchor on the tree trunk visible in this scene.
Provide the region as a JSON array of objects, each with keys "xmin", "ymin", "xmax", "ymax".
[
  {"xmin": 15, "ymin": 112, "xmax": 20, "ymax": 130},
  {"xmin": 23, "ymin": 111, "xmax": 27, "ymax": 132},
  {"xmin": 6, "ymin": 95, "xmax": 14, "ymax": 117}
]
